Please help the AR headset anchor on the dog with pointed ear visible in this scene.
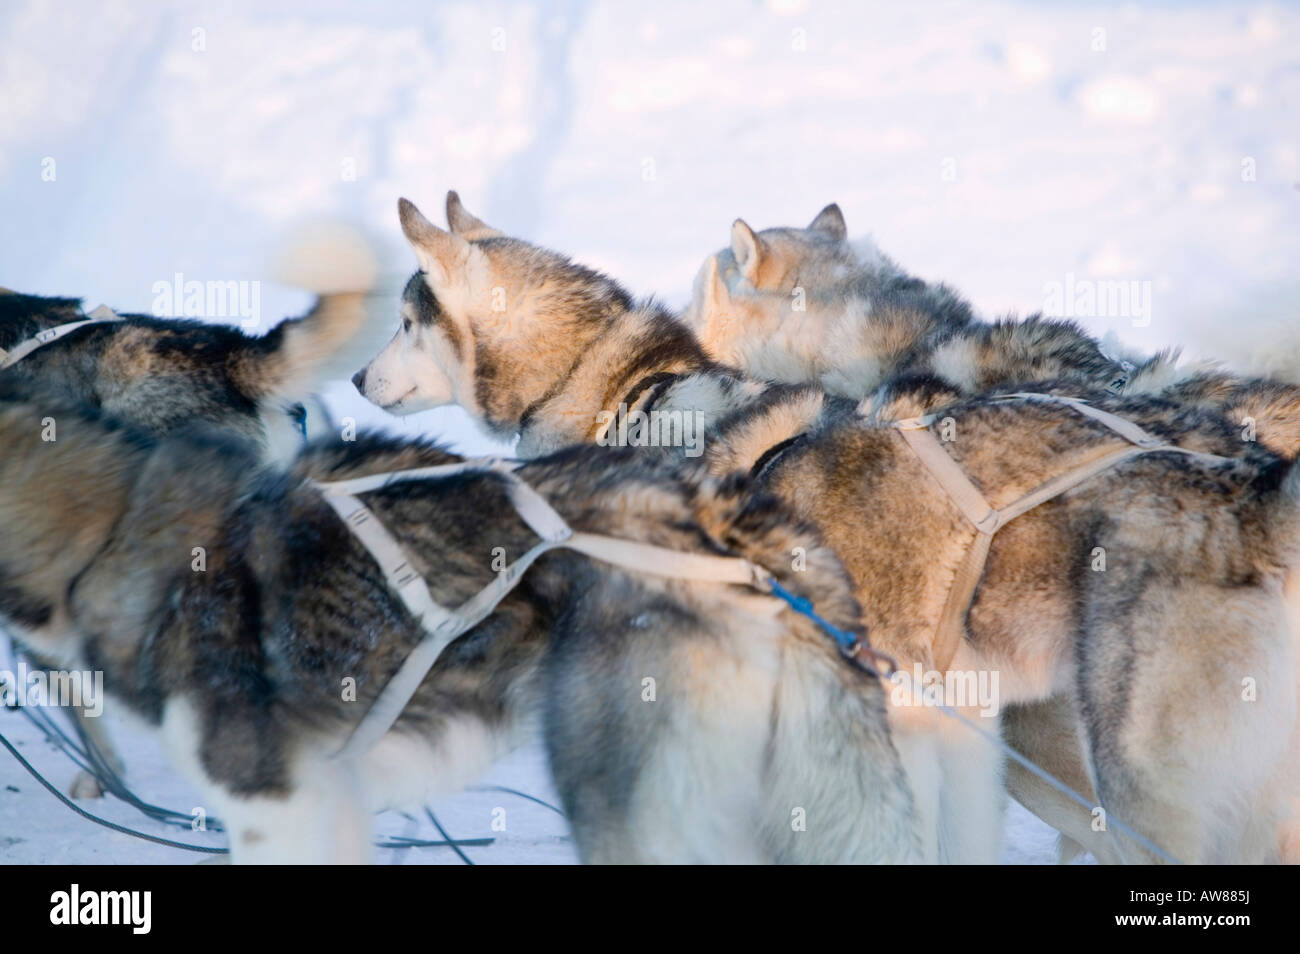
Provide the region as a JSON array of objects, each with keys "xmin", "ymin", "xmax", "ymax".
[
  {"xmin": 729, "ymin": 203, "xmax": 849, "ymax": 288},
  {"xmin": 348, "ymin": 198, "xmax": 486, "ymax": 415},
  {"xmin": 730, "ymin": 219, "xmax": 766, "ymax": 286},
  {"xmin": 397, "ymin": 196, "xmax": 496, "ymax": 313},
  {"xmin": 693, "ymin": 253, "xmax": 736, "ymax": 347},
  {"xmin": 445, "ymin": 191, "xmax": 504, "ymax": 241},
  {"xmin": 359, "ymin": 194, "xmax": 632, "ymax": 427},
  {"xmin": 807, "ymin": 202, "xmax": 847, "ymax": 240}
]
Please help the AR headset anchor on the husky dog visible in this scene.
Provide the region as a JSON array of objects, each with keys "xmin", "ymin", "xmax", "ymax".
[
  {"xmin": 353, "ymin": 195, "xmax": 809, "ymax": 463},
  {"xmin": 682, "ymin": 207, "xmax": 1155, "ymax": 402},
  {"xmin": 0, "ymin": 381, "xmax": 918, "ymax": 863},
  {"xmin": 683, "ymin": 206, "xmax": 1300, "ymax": 854},
  {"xmin": 355, "ymin": 195, "xmax": 1300, "ymax": 863},
  {"xmin": 0, "ymin": 226, "xmax": 381, "ymax": 463},
  {"xmin": 1134, "ymin": 363, "xmax": 1300, "ymax": 459},
  {"xmin": 683, "ymin": 206, "xmax": 1300, "ymax": 460},
  {"xmin": 0, "ymin": 233, "xmax": 380, "ymax": 799},
  {"xmin": 0, "ymin": 292, "xmax": 369, "ymax": 466}
]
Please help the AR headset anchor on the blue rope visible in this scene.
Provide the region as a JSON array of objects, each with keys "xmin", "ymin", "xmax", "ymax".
[{"xmin": 765, "ymin": 578, "xmax": 860, "ymax": 652}]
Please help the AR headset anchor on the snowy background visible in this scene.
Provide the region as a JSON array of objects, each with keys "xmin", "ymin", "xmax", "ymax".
[{"xmin": 2, "ymin": 0, "xmax": 1297, "ymax": 863}]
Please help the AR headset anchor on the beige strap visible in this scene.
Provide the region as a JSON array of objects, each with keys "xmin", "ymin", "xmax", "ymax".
[
  {"xmin": 313, "ymin": 460, "xmax": 764, "ymax": 759},
  {"xmin": 320, "ymin": 457, "xmax": 573, "ymax": 544},
  {"xmin": 897, "ymin": 427, "xmax": 998, "ymax": 533},
  {"xmin": 930, "ymin": 530, "xmax": 993, "ymax": 673},
  {"xmin": 895, "ymin": 393, "xmax": 1236, "ymax": 671},
  {"xmin": 996, "ymin": 444, "xmax": 1147, "ymax": 525},
  {"xmin": 994, "ymin": 392, "xmax": 1163, "ymax": 447},
  {"xmin": 0, "ymin": 305, "xmax": 122, "ymax": 370},
  {"xmin": 566, "ymin": 532, "xmax": 761, "ymax": 585}
]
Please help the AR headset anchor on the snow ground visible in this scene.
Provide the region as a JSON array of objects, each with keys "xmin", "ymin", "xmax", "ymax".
[
  {"xmin": 1, "ymin": 627, "xmax": 1070, "ymax": 864},
  {"xmin": 0, "ymin": 711, "xmax": 578, "ymax": 866},
  {"xmin": 0, "ymin": 671, "xmax": 1067, "ymax": 866},
  {"xmin": 2, "ymin": 0, "xmax": 1295, "ymax": 863}
]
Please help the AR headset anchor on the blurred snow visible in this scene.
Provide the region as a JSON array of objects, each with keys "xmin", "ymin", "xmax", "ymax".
[
  {"xmin": 0, "ymin": 689, "xmax": 1066, "ymax": 865},
  {"xmin": 2, "ymin": 0, "xmax": 1295, "ymax": 863}
]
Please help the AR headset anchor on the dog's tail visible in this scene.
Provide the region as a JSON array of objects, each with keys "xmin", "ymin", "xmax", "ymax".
[
  {"xmin": 757, "ymin": 637, "xmax": 924, "ymax": 863},
  {"xmin": 692, "ymin": 481, "xmax": 923, "ymax": 863},
  {"xmin": 237, "ymin": 222, "xmax": 386, "ymax": 406}
]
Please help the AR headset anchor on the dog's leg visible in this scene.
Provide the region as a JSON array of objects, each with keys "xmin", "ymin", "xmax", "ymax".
[
  {"xmin": 5, "ymin": 641, "xmax": 124, "ymax": 799},
  {"xmin": 68, "ymin": 705, "xmax": 124, "ymax": 799},
  {"xmin": 1081, "ymin": 585, "xmax": 1297, "ymax": 864},
  {"xmin": 214, "ymin": 760, "xmax": 372, "ymax": 865},
  {"xmin": 1273, "ymin": 568, "xmax": 1300, "ymax": 862},
  {"xmin": 159, "ymin": 696, "xmax": 371, "ymax": 864},
  {"xmin": 548, "ymin": 605, "xmax": 919, "ymax": 864},
  {"xmin": 1002, "ymin": 696, "xmax": 1125, "ymax": 864},
  {"xmin": 761, "ymin": 646, "xmax": 922, "ymax": 865},
  {"xmin": 887, "ymin": 707, "xmax": 942, "ymax": 863},
  {"xmin": 887, "ymin": 676, "xmax": 1004, "ymax": 863},
  {"xmin": 935, "ymin": 705, "xmax": 1005, "ymax": 864},
  {"xmin": 569, "ymin": 652, "xmax": 774, "ymax": 864}
]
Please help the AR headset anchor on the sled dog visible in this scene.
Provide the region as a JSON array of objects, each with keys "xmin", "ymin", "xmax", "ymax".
[
  {"xmin": 0, "ymin": 226, "xmax": 381, "ymax": 465},
  {"xmin": 0, "ymin": 231, "xmax": 383, "ymax": 797},
  {"xmin": 354, "ymin": 194, "xmax": 1300, "ymax": 863},
  {"xmin": 682, "ymin": 205, "xmax": 1300, "ymax": 853},
  {"xmin": 0, "ymin": 382, "xmax": 918, "ymax": 864},
  {"xmin": 682, "ymin": 205, "xmax": 1300, "ymax": 459}
]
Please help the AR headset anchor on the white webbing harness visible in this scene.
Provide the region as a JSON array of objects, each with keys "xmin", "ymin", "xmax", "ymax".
[
  {"xmin": 307, "ymin": 393, "xmax": 1239, "ymax": 760},
  {"xmin": 891, "ymin": 392, "xmax": 1237, "ymax": 671},
  {"xmin": 311, "ymin": 458, "xmax": 770, "ymax": 759},
  {"xmin": 0, "ymin": 305, "xmax": 123, "ymax": 369}
]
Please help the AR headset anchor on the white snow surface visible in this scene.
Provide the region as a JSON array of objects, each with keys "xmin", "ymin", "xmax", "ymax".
[{"xmin": 2, "ymin": 0, "xmax": 1296, "ymax": 863}]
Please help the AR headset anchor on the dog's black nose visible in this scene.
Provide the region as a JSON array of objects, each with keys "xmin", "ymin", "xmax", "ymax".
[{"xmin": 351, "ymin": 369, "xmax": 366, "ymax": 391}]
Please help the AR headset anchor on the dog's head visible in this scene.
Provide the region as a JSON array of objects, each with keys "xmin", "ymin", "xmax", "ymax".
[
  {"xmin": 681, "ymin": 204, "xmax": 868, "ymax": 384},
  {"xmin": 721, "ymin": 203, "xmax": 853, "ymax": 296},
  {"xmin": 352, "ymin": 193, "xmax": 630, "ymax": 438}
]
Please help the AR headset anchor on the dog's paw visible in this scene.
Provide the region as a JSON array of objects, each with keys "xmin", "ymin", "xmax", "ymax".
[{"xmin": 68, "ymin": 770, "xmax": 105, "ymax": 799}]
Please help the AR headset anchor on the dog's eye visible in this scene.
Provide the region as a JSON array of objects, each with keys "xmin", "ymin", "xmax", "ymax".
[{"xmin": 403, "ymin": 317, "xmax": 413, "ymax": 333}]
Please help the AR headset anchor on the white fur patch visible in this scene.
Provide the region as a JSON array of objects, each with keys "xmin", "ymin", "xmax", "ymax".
[
  {"xmin": 355, "ymin": 320, "xmax": 465, "ymax": 414},
  {"xmin": 929, "ymin": 336, "xmax": 982, "ymax": 394},
  {"xmin": 849, "ymin": 234, "xmax": 892, "ymax": 274},
  {"xmin": 359, "ymin": 716, "xmax": 521, "ymax": 812}
]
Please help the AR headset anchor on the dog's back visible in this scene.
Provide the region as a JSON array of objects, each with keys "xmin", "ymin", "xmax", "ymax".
[{"xmin": 0, "ymin": 391, "xmax": 918, "ymax": 862}]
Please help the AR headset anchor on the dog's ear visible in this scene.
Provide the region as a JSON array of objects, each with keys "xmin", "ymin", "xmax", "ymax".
[
  {"xmin": 731, "ymin": 219, "xmax": 765, "ymax": 284},
  {"xmin": 808, "ymin": 203, "xmax": 847, "ymax": 240},
  {"xmin": 446, "ymin": 190, "xmax": 503, "ymax": 239},
  {"xmin": 399, "ymin": 197, "xmax": 473, "ymax": 289},
  {"xmin": 701, "ymin": 254, "xmax": 730, "ymax": 316}
]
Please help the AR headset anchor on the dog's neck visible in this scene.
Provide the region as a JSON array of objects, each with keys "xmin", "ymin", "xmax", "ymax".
[{"xmin": 515, "ymin": 302, "xmax": 721, "ymax": 458}]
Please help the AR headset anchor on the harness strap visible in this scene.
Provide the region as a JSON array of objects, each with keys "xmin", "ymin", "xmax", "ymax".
[
  {"xmin": 314, "ymin": 458, "xmax": 765, "ymax": 759},
  {"xmin": 894, "ymin": 392, "xmax": 1235, "ymax": 671},
  {"xmin": 0, "ymin": 305, "xmax": 122, "ymax": 369},
  {"xmin": 1006, "ymin": 392, "xmax": 1163, "ymax": 448},
  {"xmin": 896, "ymin": 426, "xmax": 999, "ymax": 533},
  {"xmin": 929, "ymin": 531, "xmax": 993, "ymax": 675},
  {"xmin": 566, "ymin": 533, "xmax": 761, "ymax": 585}
]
